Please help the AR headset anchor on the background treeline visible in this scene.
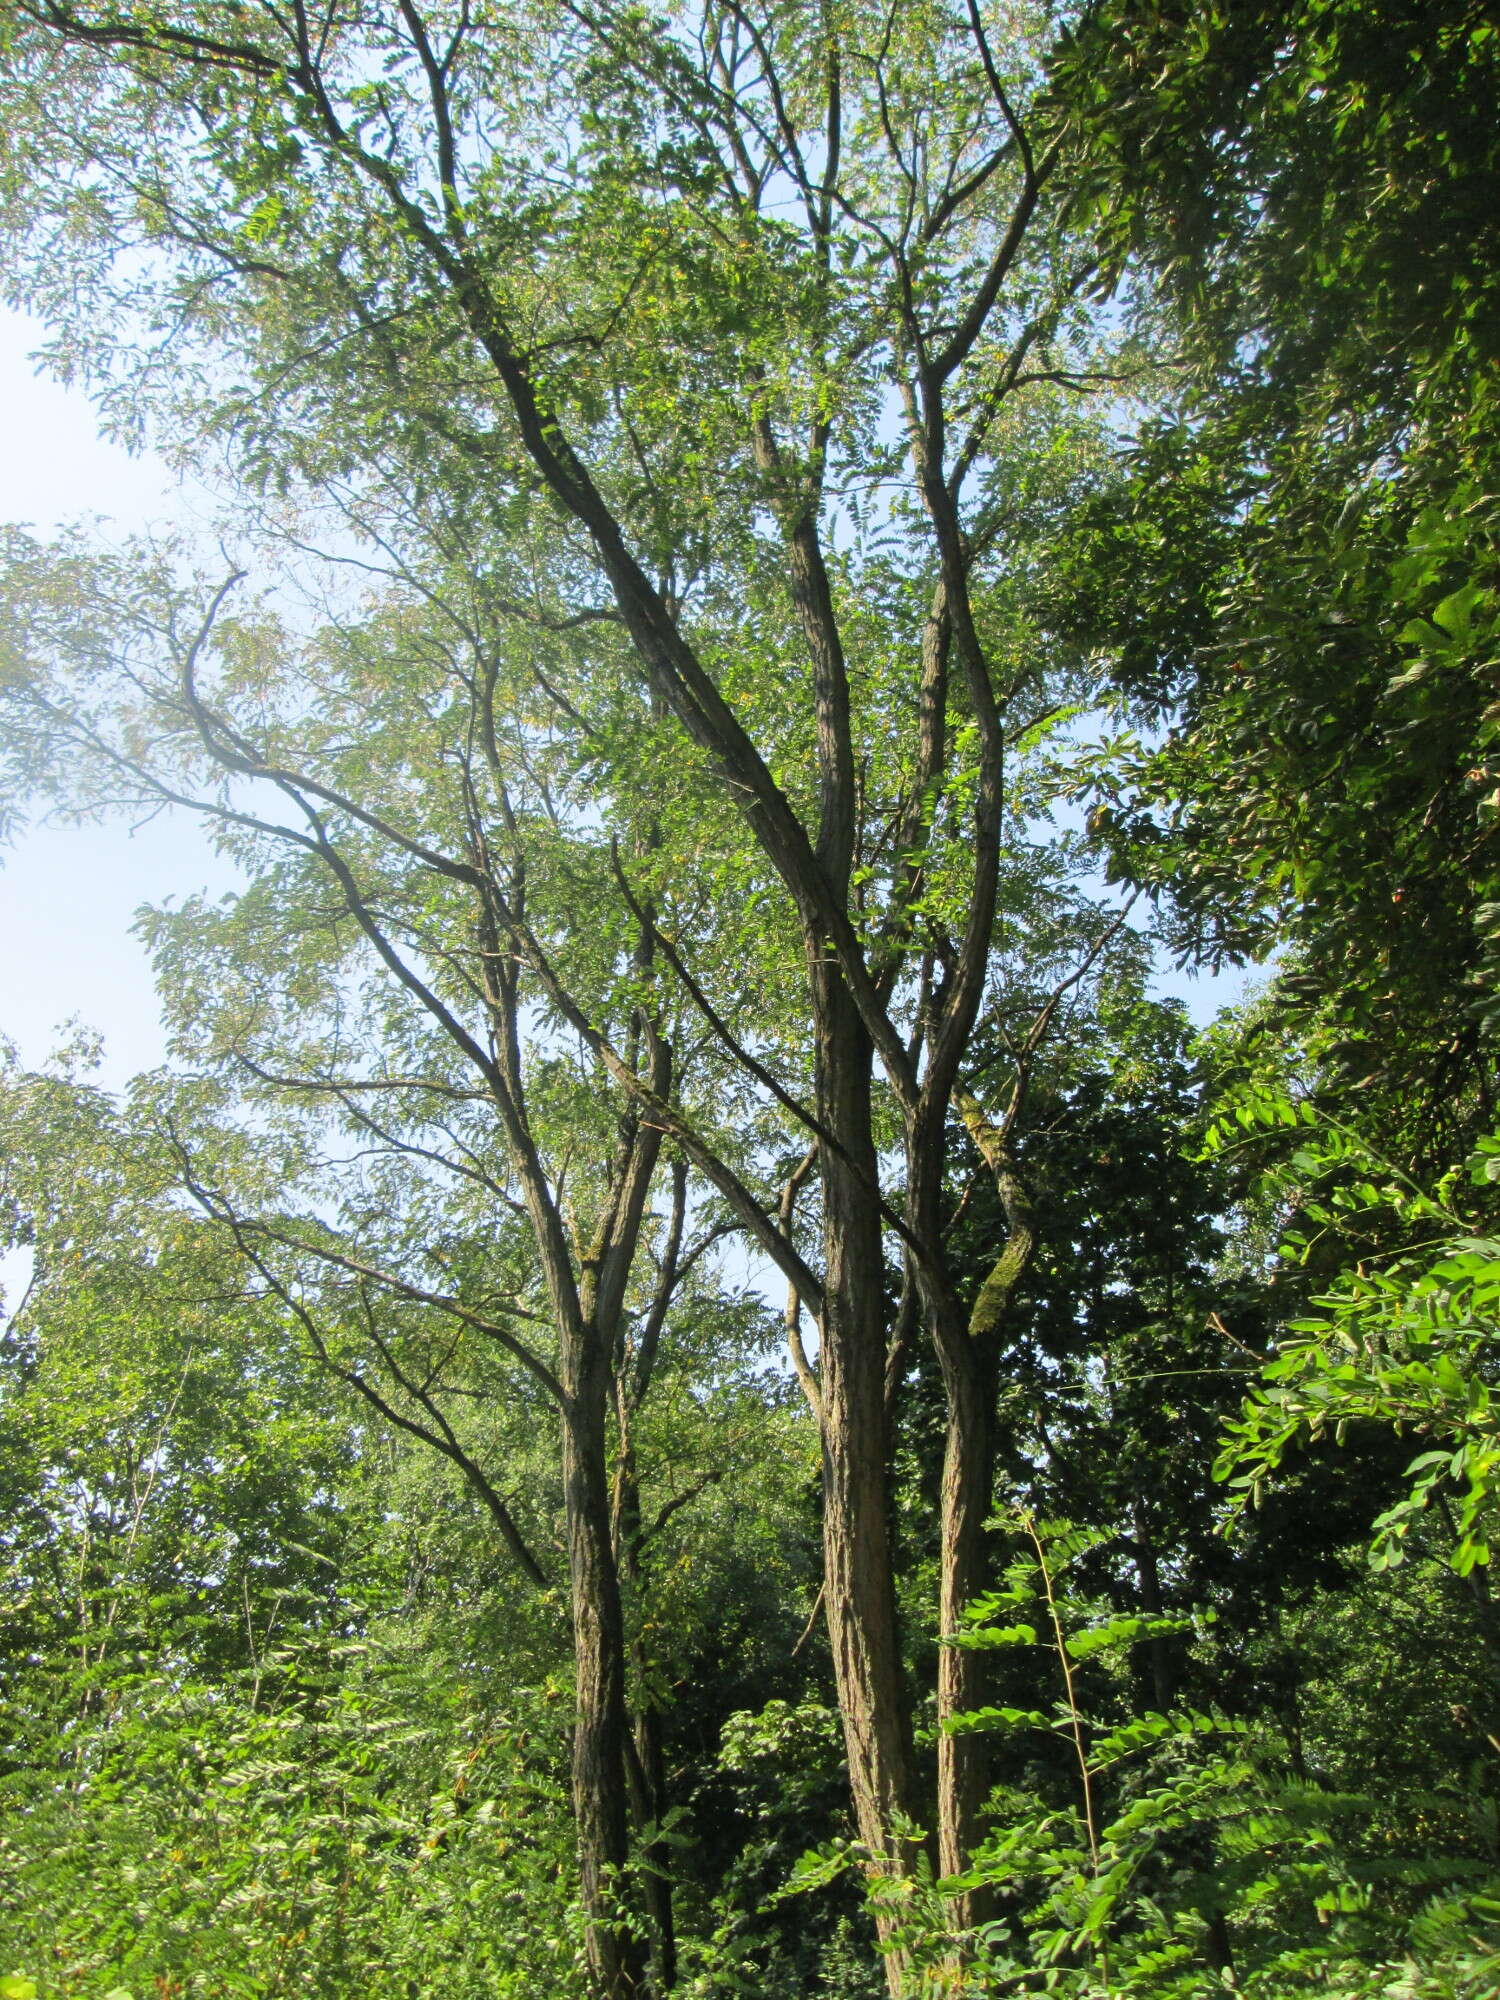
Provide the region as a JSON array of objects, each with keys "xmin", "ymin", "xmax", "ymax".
[{"xmin": 0, "ymin": 2, "xmax": 1498, "ymax": 1997}]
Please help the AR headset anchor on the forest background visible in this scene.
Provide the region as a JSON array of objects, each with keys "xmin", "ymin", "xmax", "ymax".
[{"xmin": 0, "ymin": 3, "xmax": 1497, "ymax": 1998}]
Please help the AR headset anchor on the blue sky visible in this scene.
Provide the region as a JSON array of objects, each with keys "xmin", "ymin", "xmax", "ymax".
[
  {"xmin": 0, "ymin": 300, "xmax": 1255, "ymax": 1328},
  {"xmin": 0, "ymin": 305, "xmax": 1252, "ymax": 1097},
  {"xmin": 0, "ymin": 306, "xmax": 236, "ymax": 1086}
]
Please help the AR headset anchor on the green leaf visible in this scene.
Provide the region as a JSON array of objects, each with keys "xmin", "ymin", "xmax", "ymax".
[
  {"xmin": 945, "ymin": 1705, "xmax": 1053, "ymax": 1736},
  {"xmin": 1066, "ymin": 1613, "xmax": 1187, "ymax": 1660},
  {"xmin": 955, "ymin": 1622, "xmax": 1039, "ymax": 1650}
]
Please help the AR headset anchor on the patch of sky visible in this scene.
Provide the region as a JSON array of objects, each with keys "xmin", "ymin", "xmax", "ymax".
[{"xmin": 0, "ymin": 306, "xmax": 243, "ymax": 1084}]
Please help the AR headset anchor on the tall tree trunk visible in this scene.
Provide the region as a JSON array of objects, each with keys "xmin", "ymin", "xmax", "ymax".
[
  {"xmin": 813, "ymin": 975, "xmax": 917, "ymax": 1995},
  {"xmin": 921, "ymin": 1102, "xmax": 1037, "ymax": 1925},
  {"xmin": 563, "ymin": 1378, "xmax": 647, "ymax": 1999}
]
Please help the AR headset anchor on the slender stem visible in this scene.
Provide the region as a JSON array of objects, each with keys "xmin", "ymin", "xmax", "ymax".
[{"xmin": 1024, "ymin": 1515, "xmax": 1099, "ymax": 1874}]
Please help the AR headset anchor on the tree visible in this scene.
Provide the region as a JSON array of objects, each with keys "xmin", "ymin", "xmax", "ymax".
[
  {"xmin": 0, "ymin": 7, "xmax": 1141, "ymax": 1982},
  {"xmin": 1, "ymin": 518, "xmax": 792, "ymax": 1993},
  {"xmin": 1, "ymin": 1035, "xmax": 849, "ymax": 1998},
  {"xmin": 0, "ymin": 1051, "xmax": 597, "ymax": 1998},
  {"xmin": 1051, "ymin": 0, "xmax": 1500, "ymax": 1158},
  {"xmin": 1035, "ymin": 0, "xmax": 1500, "ymax": 1714}
]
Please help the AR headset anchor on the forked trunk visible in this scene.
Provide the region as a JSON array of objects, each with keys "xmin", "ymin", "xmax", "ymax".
[
  {"xmin": 918, "ymin": 1104, "xmax": 1037, "ymax": 1936},
  {"xmin": 931, "ymin": 1303, "xmax": 1039, "ymax": 1951},
  {"xmin": 813, "ymin": 974, "xmax": 918, "ymax": 1995}
]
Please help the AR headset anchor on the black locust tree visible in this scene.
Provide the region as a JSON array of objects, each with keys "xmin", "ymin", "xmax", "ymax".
[
  {"xmin": 0, "ymin": 528, "xmax": 772, "ymax": 1997},
  {"xmin": 0, "ymin": 3, "xmax": 1142, "ymax": 1974}
]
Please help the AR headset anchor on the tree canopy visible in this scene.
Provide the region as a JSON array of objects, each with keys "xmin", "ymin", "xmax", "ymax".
[{"xmin": 1, "ymin": 4, "xmax": 1499, "ymax": 1998}]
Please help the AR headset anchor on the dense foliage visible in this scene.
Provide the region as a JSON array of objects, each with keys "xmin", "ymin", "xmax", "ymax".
[{"xmin": 1, "ymin": 3, "xmax": 1498, "ymax": 1997}]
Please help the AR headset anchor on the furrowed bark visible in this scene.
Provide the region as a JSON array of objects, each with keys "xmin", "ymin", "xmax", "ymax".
[
  {"xmin": 918, "ymin": 1097, "xmax": 1039, "ymax": 1919},
  {"xmin": 813, "ymin": 964, "xmax": 918, "ymax": 1996}
]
